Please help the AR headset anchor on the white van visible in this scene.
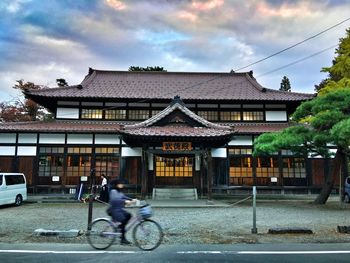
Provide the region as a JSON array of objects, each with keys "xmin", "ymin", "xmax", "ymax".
[{"xmin": 0, "ymin": 173, "xmax": 27, "ymax": 206}]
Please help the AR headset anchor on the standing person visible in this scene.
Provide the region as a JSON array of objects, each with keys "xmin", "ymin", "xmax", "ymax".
[
  {"xmin": 99, "ymin": 174, "xmax": 109, "ymax": 202},
  {"xmin": 108, "ymin": 179, "xmax": 137, "ymax": 245},
  {"xmin": 101, "ymin": 174, "xmax": 107, "ymax": 188}
]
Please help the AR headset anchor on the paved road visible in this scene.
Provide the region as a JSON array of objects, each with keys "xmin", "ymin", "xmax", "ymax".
[{"xmin": 1, "ymin": 243, "xmax": 349, "ymax": 263}]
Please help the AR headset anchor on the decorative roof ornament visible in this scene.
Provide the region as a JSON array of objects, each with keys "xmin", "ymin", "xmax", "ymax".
[{"xmin": 170, "ymin": 95, "xmax": 185, "ymax": 106}]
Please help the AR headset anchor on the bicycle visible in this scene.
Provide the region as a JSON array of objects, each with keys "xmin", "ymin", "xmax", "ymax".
[{"xmin": 86, "ymin": 201, "xmax": 163, "ymax": 251}]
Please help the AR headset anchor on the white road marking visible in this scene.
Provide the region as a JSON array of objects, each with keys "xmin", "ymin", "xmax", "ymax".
[
  {"xmin": 0, "ymin": 250, "xmax": 138, "ymax": 254},
  {"xmin": 177, "ymin": 250, "xmax": 350, "ymax": 255},
  {"xmin": 238, "ymin": 251, "xmax": 350, "ymax": 255},
  {"xmin": 2, "ymin": 249, "xmax": 350, "ymax": 255}
]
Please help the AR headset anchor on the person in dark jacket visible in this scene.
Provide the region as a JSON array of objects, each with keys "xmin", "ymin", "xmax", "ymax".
[{"xmin": 108, "ymin": 179, "xmax": 137, "ymax": 245}]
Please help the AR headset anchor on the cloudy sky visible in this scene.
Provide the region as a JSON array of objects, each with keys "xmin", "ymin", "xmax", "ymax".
[{"xmin": 0, "ymin": 0, "xmax": 349, "ymax": 102}]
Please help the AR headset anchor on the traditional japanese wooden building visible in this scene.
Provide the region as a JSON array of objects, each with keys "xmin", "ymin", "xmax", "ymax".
[{"xmin": 0, "ymin": 68, "xmax": 330, "ymax": 197}]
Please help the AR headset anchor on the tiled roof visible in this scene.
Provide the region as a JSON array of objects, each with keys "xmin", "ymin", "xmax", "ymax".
[
  {"xmin": 121, "ymin": 125, "xmax": 233, "ymax": 137},
  {"xmin": 0, "ymin": 120, "xmax": 292, "ymax": 135},
  {"xmin": 125, "ymin": 97, "xmax": 232, "ymax": 130},
  {"xmin": 0, "ymin": 120, "xmax": 121, "ymax": 133},
  {"xmin": 25, "ymin": 69, "xmax": 314, "ymax": 102},
  {"xmin": 232, "ymin": 122, "xmax": 293, "ymax": 134},
  {"xmin": 121, "ymin": 96, "xmax": 234, "ymax": 138}
]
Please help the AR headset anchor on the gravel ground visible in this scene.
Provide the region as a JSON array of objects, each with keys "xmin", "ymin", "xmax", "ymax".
[{"xmin": 1, "ymin": 200, "xmax": 350, "ymax": 245}]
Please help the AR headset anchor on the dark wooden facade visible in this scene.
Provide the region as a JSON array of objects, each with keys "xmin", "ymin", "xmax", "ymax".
[{"xmin": 0, "ymin": 69, "xmax": 337, "ymax": 196}]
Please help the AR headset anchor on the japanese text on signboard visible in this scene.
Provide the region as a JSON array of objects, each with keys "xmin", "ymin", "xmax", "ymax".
[{"xmin": 162, "ymin": 142, "xmax": 192, "ymax": 151}]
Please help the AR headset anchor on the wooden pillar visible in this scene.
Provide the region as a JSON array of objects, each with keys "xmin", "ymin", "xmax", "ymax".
[
  {"xmin": 141, "ymin": 147, "xmax": 148, "ymax": 199},
  {"xmin": 207, "ymin": 148, "xmax": 213, "ymax": 200}
]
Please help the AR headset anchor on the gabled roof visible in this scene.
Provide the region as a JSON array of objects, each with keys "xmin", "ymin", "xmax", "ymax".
[
  {"xmin": 124, "ymin": 96, "xmax": 232, "ymax": 130},
  {"xmin": 120, "ymin": 96, "xmax": 234, "ymax": 139},
  {"xmin": 24, "ymin": 69, "xmax": 314, "ymax": 108}
]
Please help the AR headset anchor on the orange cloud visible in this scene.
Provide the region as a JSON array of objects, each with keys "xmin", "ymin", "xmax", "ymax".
[
  {"xmin": 178, "ymin": 10, "xmax": 198, "ymax": 22},
  {"xmin": 105, "ymin": 0, "xmax": 126, "ymax": 11},
  {"xmin": 256, "ymin": 1, "xmax": 314, "ymax": 18},
  {"xmin": 192, "ymin": 0, "xmax": 224, "ymax": 11}
]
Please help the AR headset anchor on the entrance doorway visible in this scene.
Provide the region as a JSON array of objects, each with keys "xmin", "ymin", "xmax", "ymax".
[{"xmin": 155, "ymin": 156, "xmax": 194, "ymax": 186}]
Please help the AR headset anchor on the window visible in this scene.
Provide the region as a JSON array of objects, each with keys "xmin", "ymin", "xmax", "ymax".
[
  {"xmin": 105, "ymin": 109, "xmax": 126, "ymax": 120},
  {"xmin": 129, "ymin": 110, "xmax": 149, "ymax": 120},
  {"xmin": 151, "ymin": 110, "xmax": 161, "ymax": 116},
  {"xmin": 66, "ymin": 147, "xmax": 92, "ymax": 177},
  {"xmin": 155, "ymin": 156, "xmax": 193, "ymax": 177},
  {"xmin": 229, "ymin": 157, "xmax": 253, "ymax": 178},
  {"xmin": 95, "ymin": 147, "xmax": 119, "ymax": 154},
  {"xmin": 220, "ymin": 111, "xmax": 241, "ymax": 121},
  {"xmin": 95, "ymin": 147, "xmax": 120, "ymax": 178},
  {"xmin": 197, "ymin": 111, "xmax": 218, "ymax": 121},
  {"xmin": 229, "ymin": 148, "xmax": 252, "ymax": 155},
  {"xmin": 81, "ymin": 109, "xmax": 103, "ymax": 119},
  {"xmin": 5, "ymin": 174, "xmax": 25, "ymax": 185},
  {"xmin": 229, "ymin": 148, "xmax": 253, "ymax": 182},
  {"xmin": 39, "ymin": 147, "xmax": 64, "ymax": 177},
  {"xmin": 282, "ymin": 157, "xmax": 306, "ymax": 178},
  {"xmin": 243, "ymin": 111, "xmax": 264, "ymax": 121},
  {"xmin": 256, "ymin": 157, "xmax": 279, "ymax": 177}
]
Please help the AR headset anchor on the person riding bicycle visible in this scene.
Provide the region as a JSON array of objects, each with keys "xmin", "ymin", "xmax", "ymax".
[{"xmin": 108, "ymin": 178, "xmax": 137, "ymax": 245}]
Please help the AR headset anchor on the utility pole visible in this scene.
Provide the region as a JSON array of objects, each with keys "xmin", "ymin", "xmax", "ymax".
[{"xmin": 87, "ymin": 169, "xmax": 96, "ymax": 230}]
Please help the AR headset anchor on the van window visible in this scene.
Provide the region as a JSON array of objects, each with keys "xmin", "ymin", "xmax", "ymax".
[
  {"xmin": 5, "ymin": 174, "xmax": 25, "ymax": 185},
  {"xmin": 0, "ymin": 175, "xmax": 2, "ymax": 185}
]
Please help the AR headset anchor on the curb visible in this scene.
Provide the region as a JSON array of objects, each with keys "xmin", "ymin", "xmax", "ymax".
[
  {"xmin": 268, "ymin": 228, "xmax": 313, "ymax": 234},
  {"xmin": 33, "ymin": 229, "xmax": 81, "ymax": 238}
]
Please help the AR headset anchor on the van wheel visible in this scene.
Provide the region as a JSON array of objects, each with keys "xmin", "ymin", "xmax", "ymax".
[
  {"xmin": 344, "ymin": 194, "xmax": 350, "ymax": 203},
  {"xmin": 15, "ymin": 195, "xmax": 23, "ymax": 206}
]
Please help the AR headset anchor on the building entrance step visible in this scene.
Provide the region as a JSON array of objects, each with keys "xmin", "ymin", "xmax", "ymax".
[{"xmin": 152, "ymin": 188, "xmax": 198, "ymax": 200}]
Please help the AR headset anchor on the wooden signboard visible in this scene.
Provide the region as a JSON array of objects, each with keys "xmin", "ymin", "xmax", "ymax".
[{"xmin": 162, "ymin": 142, "xmax": 192, "ymax": 151}]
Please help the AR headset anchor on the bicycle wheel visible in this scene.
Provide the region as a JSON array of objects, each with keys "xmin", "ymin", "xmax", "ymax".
[
  {"xmin": 87, "ymin": 218, "xmax": 117, "ymax": 250},
  {"xmin": 132, "ymin": 219, "xmax": 163, "ymax": 251}
]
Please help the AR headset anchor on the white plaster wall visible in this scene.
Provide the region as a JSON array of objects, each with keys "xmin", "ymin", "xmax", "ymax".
[
  {"xmin": 0, "ymin": 133, "xmax": 16, "ymax": 143},
  {"xmin": 211, "ymin": 148, "xmax": 227, "ymax": 158},
  {"xmin": 17, "ymin": 146, "xmax": 37, "ymax": 156},
  {"xmin": 121, "ymin": 147, "xmax": 142, "ymax": 157},
  {"xmin": 56, "ymin": 107, "xmax": 79, "ymax": 119},
  {"xmin": 94, "ymin": 134, "xmax": 120, "ymax": 145},
  {"xmin": 0, "ymin": 146, "xmax": 16, "ymax": 156},
  {"xmin": 67, "ymin": 134, "xmax": 93, "ymax": 144},
  {"xmin": 39, "ymin": 134, "xmax": 65, "ymax": 144},
  {"xmin": 228, "ymin": 136, "xmax": 253, "ymax": 146},
  {"xmin": 265, "ymin": 111, "xmax": 287, "ymax": 121},
  {"xmin": 18, "ymin": 133, "xmax": 37, "ymax": 144}
]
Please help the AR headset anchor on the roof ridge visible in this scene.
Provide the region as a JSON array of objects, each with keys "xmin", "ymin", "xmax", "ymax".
[{"xmin": 89, "ymin": 68, "xmax": 250, "ymax": 76}]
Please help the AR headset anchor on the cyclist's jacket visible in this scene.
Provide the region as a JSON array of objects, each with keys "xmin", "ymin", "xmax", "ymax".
[{"xmin": 109, "ymin": 189, "xmax": 132, "ymax": 222}]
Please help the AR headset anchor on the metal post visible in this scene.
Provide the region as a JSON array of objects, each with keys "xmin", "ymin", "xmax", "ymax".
[
  {"xmin": 251, "ymin": 186, "xmax": 258, "ymax": 234},
  {"xmin": 87, "ymin": 169, "xmax": 96, "ymax": 231}
]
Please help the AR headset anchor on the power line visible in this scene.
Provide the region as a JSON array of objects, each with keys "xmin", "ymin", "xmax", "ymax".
[
  {"xmin": 257, "ymin": 44, "xmax": 338, "ymax": 78},
  {"xmin": 39, "ymin": 18, "xmax": 349, "ymax": 117},
  {"xmin": 234, "ymin": 17, "xmax": 350, "ymax": 72}
]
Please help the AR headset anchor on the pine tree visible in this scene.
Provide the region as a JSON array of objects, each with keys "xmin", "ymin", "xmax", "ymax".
[{"xmin": 280, "ymin": 76, "xmax": 291, "ymax": 92}]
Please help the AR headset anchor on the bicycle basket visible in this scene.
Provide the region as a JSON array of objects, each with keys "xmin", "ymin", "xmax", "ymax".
[{"xmin": 139, "ymin": 204, "xmax": 152, "ymax": 219}]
